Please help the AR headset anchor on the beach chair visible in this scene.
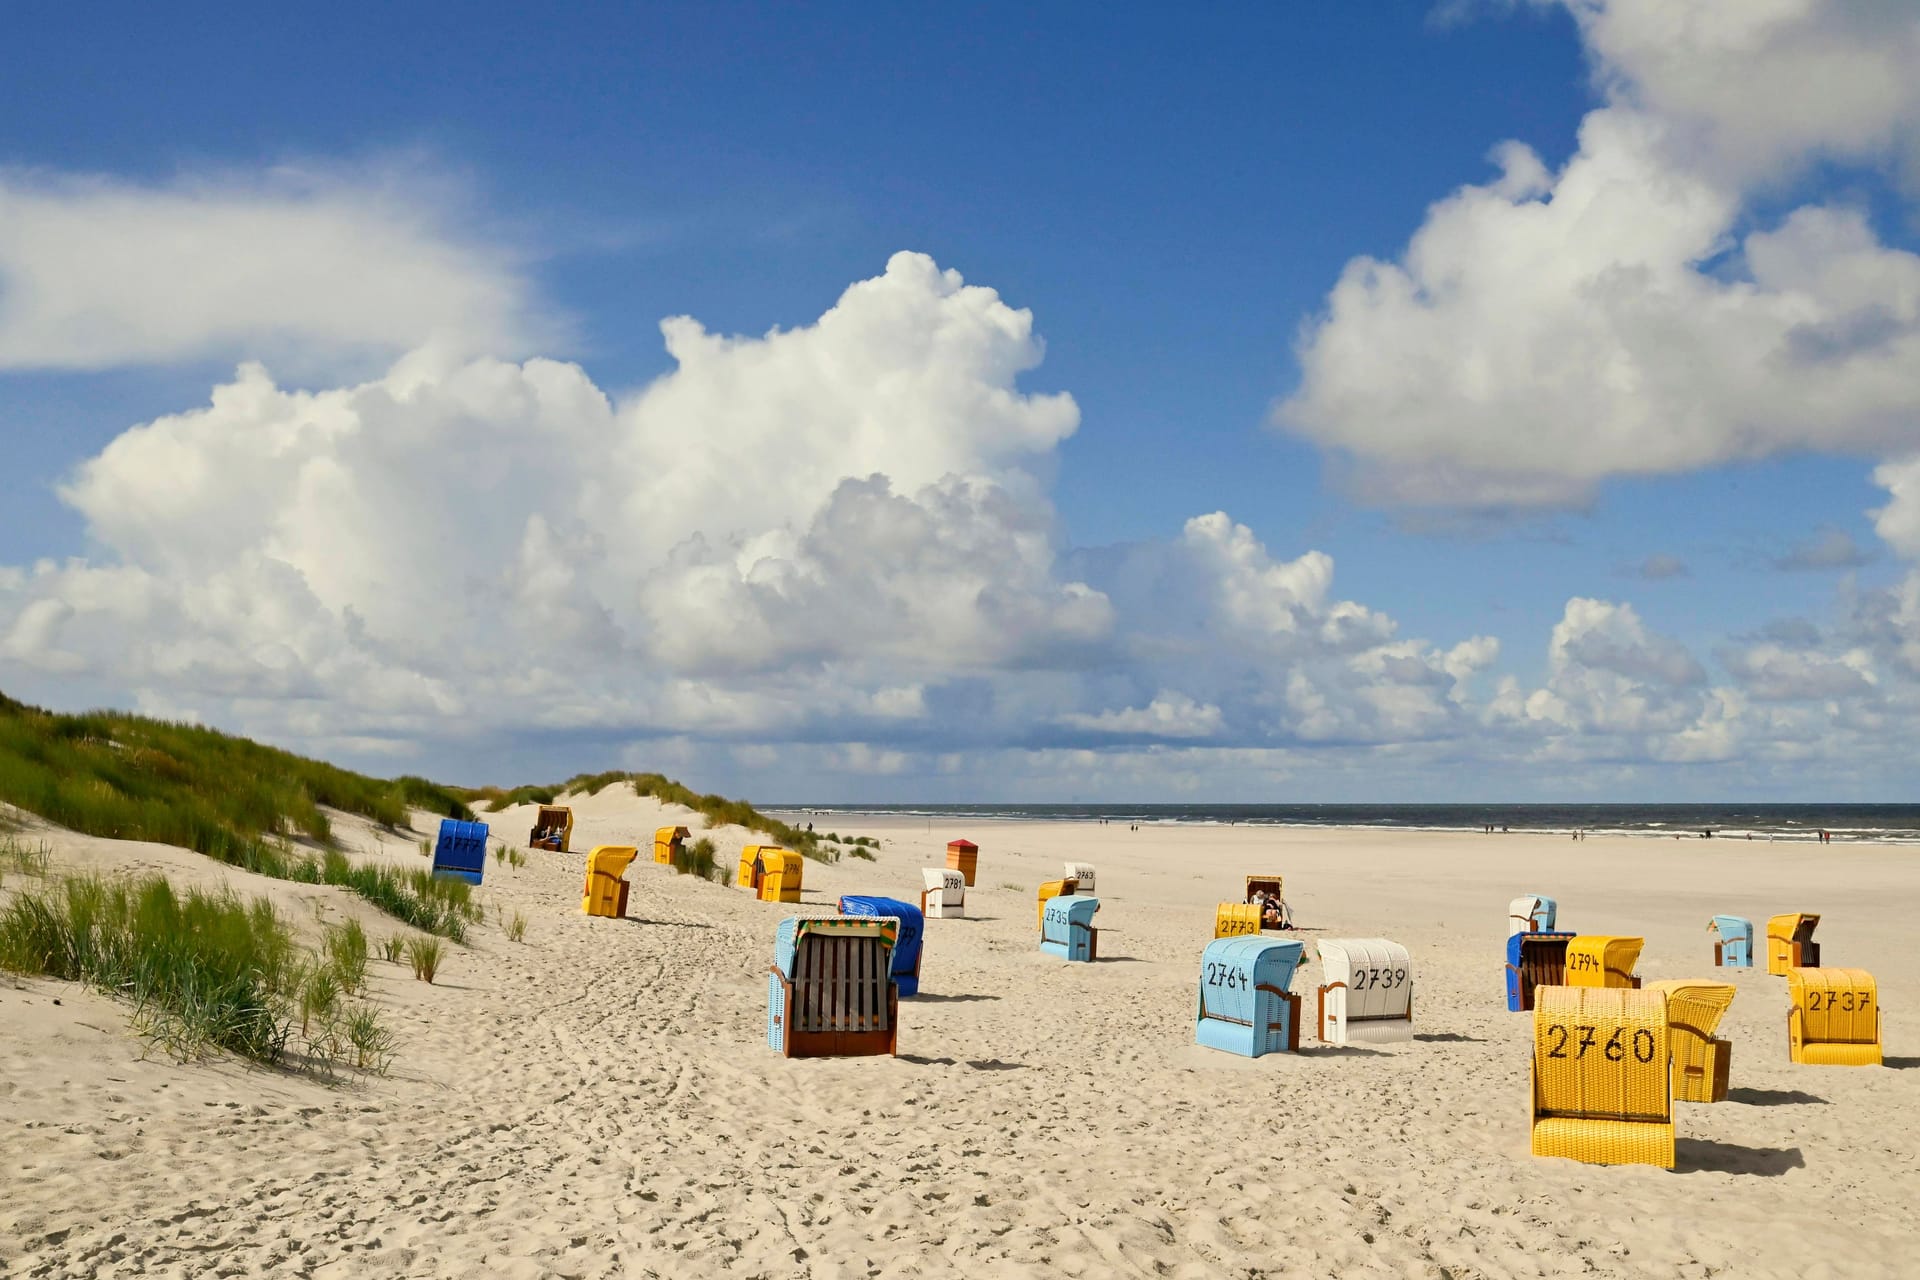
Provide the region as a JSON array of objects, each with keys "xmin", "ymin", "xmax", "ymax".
[
  {"xmin": 653, "ymin": 825, "xmax": 690, "ymax": 866},
  {"xmin": 839, "ymin": 895, "xmax": 924, "ymax": 996},
  {"xmin": 758, "ymin": 849, "xmax": 803, "ymax": 903},
  {"xmin": 1195, "ymin": 937, "xmax": 1304, "ymax": 1057},
  {"xmin": 920, "ymin": 868, "xmax": 966, "ymax": 919},
  {"xmin": 1505, "ymin": 931, "xmax": 1574, "ymax": 1011},
  {"xmin": 581, "ymin": 845, "xmax": 639, "ymax": 919},
  {"xmin": 1766, "ymin": 913, "xmax": 1821, "ymax": 975},
  {"xmin": 1064, "ymin": 862, "xmax": 1097, "ymax": 894},
  {"xmin": 737, "ymin": 844, "xmax": 768, "ymax": 892},
  {"xmin": 1508, "ymin": 895, "xmax": 1557, "ymax": 935},
  {"xmin": 1786, "ymin": 969, "xmax": 1882, "ymax": 1066},
  {"xmin": 1214, "ymin": 903, "xmax": 1261, "ymax": 938},
  {"xmin": 528, "ymin": 805, "xmax": 573, "ymax": 853},
  {"xmin": 1036, "ymin": 877, "xmax": 1079, "ymax": 930},
  {"xmin": 1040, "ymin": 895, "xmax": 1099, "ymax": 962},
  {"xmin": 1530, "ymin": 985, "xmax": 1674, "ymax": 1168},
  {"xmin": 1245, "ymin": 875, "xmax": 1291, "ymax": 930},
  {"xmin": 767, "ymin": 917, "xmax": 899, "ymax": 1058},
  {"xmin": 946, "ymin": 838, "xmax": 979, "ymax": 887},
  {"xmin": 432, "ymin": 818, "xmax": 490, "ymax": 886},
  {"xmin": 1646, "ymin": 980, "xmax": 1736, "ymax": 1102},
  {"xmin": 1316, "ymin": 938, "xmax": 1414, "ymax": 1046},
  {"xmin": 1565, "ymin": 936, "xmax": 1643, "ymax": 989},
  {"xmin": 1707, "ymin": 915, "xmax": 1754, "ymax": 968}
]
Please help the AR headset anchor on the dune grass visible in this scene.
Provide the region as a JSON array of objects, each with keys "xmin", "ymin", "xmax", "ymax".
[
  {"xmin": 0, "ymin": 692, "xmax": 473, "ymax": 937},
  {"xmin": 669, "ymin": 835, "xmax": 733, "ymax": 886},
  {"xmin": 0, "ymin": 872, "xmax": 394, "ymax": 1073},
  {"xmin": 406, "ymin": 936, "xmax": 444, "ymax": 983}
]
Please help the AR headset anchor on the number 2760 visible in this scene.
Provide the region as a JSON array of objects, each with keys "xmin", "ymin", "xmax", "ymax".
[{"xmin": 1543, "ymin": 1023, "xmax": 1656, "ymax": 1064}]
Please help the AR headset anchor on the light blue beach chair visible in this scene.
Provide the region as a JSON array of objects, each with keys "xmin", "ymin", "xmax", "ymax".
[
  {"xmin": 1708, "ymin": 915, "xmax": 1754, "ymax": 968},
  {"xmin": 1195, "ymin": 936, "xmax": 1304, "ymax": 1057},
  {"xmin": 1039, "ymin": 895, "xmax": 1099, "ymax": 962},
  {"xmin": 1508, "ymin": 894, "xmax": 1557, "ymax": 935},
  {"xmin": 767, "ymin": 916, "xmax": 898, "ymax": 1058}
]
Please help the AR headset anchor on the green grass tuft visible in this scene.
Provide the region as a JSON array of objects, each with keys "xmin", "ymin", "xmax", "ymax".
[{"xmin": 406, "ymin": 936, "xmax": 444, "ymax": 983}]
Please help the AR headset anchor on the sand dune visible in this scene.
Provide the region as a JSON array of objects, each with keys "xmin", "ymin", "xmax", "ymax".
[{"xmin": 3, "ymin": 790, "xmax": 1916, "ymax": 1278}]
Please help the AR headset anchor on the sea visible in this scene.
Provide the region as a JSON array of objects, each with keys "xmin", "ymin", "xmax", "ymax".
[{"xmin": 769, "ymin": 803, "xmax": 1920, "ymax": 844}]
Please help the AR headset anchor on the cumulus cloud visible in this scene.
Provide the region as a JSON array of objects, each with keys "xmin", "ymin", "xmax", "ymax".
[
  {"xmin": 1870, "ymin": 455, "xmax": 1920, "ymax": 558},
  {"xmin": 1277, "ymin": 1, "xmax": 1920, "ymax": 509},
  {"xmin": 0, "ymin": 165, "xmax": 544, "ymax": 370},
  {"xmin": 1059, "ymin": 692, "xmax": 1225, "ymax": 740}
]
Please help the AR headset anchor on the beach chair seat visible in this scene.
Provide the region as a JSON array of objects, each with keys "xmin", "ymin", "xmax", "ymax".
[
  {"xmin": 1195, "ymin": 937, "xmax": 1303, "ymax": 1057},
  {"xmin": 1766, "ymin": 913, "xmax": 1821, "ymax": 975},
  {"xmin": 1214, "ymin": 903, "xmax": 1261, "ymax": 939},
  {"xmin": 758, "ymin": 849, "xmax": 803, "ymax": 903},
  {"xmin": 737, "ymin": 844, "xmax": 768, "ymax": 893},
  {"xmin": 946, "ymin": 839, "xmax": 979, "ymax": 886},
  {"xmin": 920, "ymin": 868, "xmax": 966, "ymax": 918},
  {"xmin": 653, "ymin": 825, "xmax": 690, "ymax": 866},
  {"xmin": 1707, "ymin": 915, "xmax": 1753, "ymax": 968},
  {"xmin": 1036, "ymin": 877, "xmax": 1078, "ymax": 930},
  {"xmin": 1787, "ymin": 969, "xmax": 1882, "ymax": 1066},
  {"xmin": 1244, "ymin": 874, "xmax": 1290, "ymax": 930},
  {"xmin": 1646, "ymin": 980, "xmax": 1736, "ymax": 1102},
  {"xmin": 839, "ymin": 895, "xmax": 925, "ymax": 997},
  {"xmin": 1063, "ymin": 862, "xmax": 1096, "ymax": 894},
  {"xmin": 432, "ymin": 818, "xmax": 489, "ymax": 886},
  {"xmin": 1530, "ymin": 986, "xmax": 1674, "ymax": 1168},
  {"xmin": 1316, "ymin": 938, "xmax": 1414, "ymax": 1046},
  {"xmin": 1508, "ymin": 894, "xmax": 1557, "ymax": 935},
  {"xmin": 528, "ymin": 805, "xmax": 573, "ymax": 852},
  {"xmin": 1565, "ymin": 935, "xmax": 1643, "ymax": 989},
  {"xmin": 1040, "ymin": 896, "xmax": 1099, "ymax": 962},
  {"xmin": 581, "ymin": 845, "xmax": 639, "ymax": 919},
  {"xmin": 1505, "ymin": 931, "xmax": 1574, "ymax": 1011},
  {"xmin": 767, "ymin": 917, "xmax": 899, "ymax": 1058}
]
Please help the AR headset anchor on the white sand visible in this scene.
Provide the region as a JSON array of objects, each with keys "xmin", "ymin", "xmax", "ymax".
[{"xmin": 3, "ymin": 791, "xmax": 1917, "ymax": 1278}]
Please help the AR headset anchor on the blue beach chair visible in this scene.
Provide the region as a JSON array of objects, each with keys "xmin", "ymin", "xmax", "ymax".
[
  {"xmin": 1195, "ymin": 937, "xmax": 1304, "ymax": 1057},
  {"xmin": 1708, "ymin": 915, "xmax": 1754, "ymax": 968},
  {"xmin": 1506, "ymin": 931, "xmax": 1575, "ymax": 1011},
  {"xmin": 1040, "ymin": 896, "xmax": 1099, "ymax": 962},
  {"xmin": 432, "ymin": 818, "xmax": 489, "ymax": 885},
  {"xmin": 838, "ymin": 895, "xmax": 925, "ymax": 997}
]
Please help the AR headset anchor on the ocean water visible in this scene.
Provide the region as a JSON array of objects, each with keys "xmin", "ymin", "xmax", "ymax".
[{"xmin": 771, "ymin": 803, "xmax": 1920, "ymax": 844}]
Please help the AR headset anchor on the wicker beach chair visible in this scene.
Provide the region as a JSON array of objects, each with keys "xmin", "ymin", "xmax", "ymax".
[
  {"xmin": 1646, "ymin": 980, "xmax": 1736, "ymax": 1102},
  {"xmin": 581, "ymin": 845, "xmax": 639, "ymax": 919},
  {"xmin": 1530, "ymin": 985, "xmax": 1675, "ymax": 1168},
  {"xmin": 839, "ymin": 895, "xmax": 924, "ymax": 997},
  {"xmin": 920, "ymin": 868, "xmax": 966, "ymax": 918},
  {"xmin": 1036, "ymin": 877, "xmax": 1078, "ymax": 930},
  {"xmin": 758, "ymin": 849, "xmax": 803, "ymax": 903},
  {"xmin": 1766, "ymin": 913, "xmax": 1821, "ymax": 975},
  {"xmin": 1040, "ymin": 895, "xmax": 1099, "ymax": 962},
  {"xmin": 1315, "ymin": 938, "xmax": 1414, "ymax": 1046},
  {"xmin": 1063, "ymin": 862, "xmax": 1097, "ymax": 894},
  {"xmin": 1508, "ymin": 894, "xmax": 1557, "ymax": 935},
  {"xmin": 1505, "ymin": 931, "xmax": 1574, "ymax": 1011},
  {"xmin": 1214, "ymin": 903, "xmax": 1261, "ymax": 938},
  {"xmin": 1565, "ymin": 935, "xmax": 1643, "ymax": 989},
  {"xmin": 767, "ymin": 916, "xmax": 899, "ymax": 1058},
  {"xmin": 652, "ymin": 825, "xmax": 690, "ymax": 866},
  {"xmin": 432, "ymin": 818, "xmax": 489, "ymax": 886},
  {"xmin": 1195, "ymin": 936, "xmax": 1303, "ymax": 1058},
  {"xmin": 1707, "ymin": 915, "xmax": 1753, "ymax": 968},
  {"xmin": 528, "ymin": 805, "xmax": 573, "ymax": 852},
  {"xmin": 1787, "ymin": 968, "xmax": 1882, "ymax": 1066}
]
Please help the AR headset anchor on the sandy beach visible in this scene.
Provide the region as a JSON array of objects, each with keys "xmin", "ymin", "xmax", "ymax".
[{"xmin": 4, "ymin": 788, "xmax": 1917, "ymax": 1279}]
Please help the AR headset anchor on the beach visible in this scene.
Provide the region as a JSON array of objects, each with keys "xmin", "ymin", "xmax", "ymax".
[{"xmin": 4, "ymin": 788, "xmax": 1917, "ymax": 1279}]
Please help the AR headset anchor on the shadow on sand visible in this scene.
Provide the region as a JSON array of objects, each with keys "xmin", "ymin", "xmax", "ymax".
[
  {"xmin": 1727, "ymin": 1086, "xmax": 1826, "ymax": 1106},
  {"xmin": 1674, "ymin": 1139, "xmax": 1805, "ymax": 1177}
]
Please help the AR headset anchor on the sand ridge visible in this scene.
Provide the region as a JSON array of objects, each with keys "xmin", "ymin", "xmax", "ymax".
[{"xmin": 2, "ymin": 790, "xmax": 1917, "ymax": 1277}]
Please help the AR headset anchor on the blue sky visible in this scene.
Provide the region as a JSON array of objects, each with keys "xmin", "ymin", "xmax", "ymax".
[{"xmin": 3, "ymin": 2, "xmax": 1919, "ymax": 800}]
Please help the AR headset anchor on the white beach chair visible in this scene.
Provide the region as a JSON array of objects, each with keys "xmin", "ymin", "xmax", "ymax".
[
  {"xmin": 920, "ymin": 867, "xmax": 966, "ymax": 919},
  {"xmin": 1063, "ymin": 861, "xmax": 1096, "ymax": 894},
  {"xmin": 1315, "ymin": 938, "xmax": 1414, "ymax": 1046}
]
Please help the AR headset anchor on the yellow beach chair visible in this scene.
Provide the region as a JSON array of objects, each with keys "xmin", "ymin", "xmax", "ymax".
[
  {"xmin": 758, "ymin": 849, "xmax": 803, "ymax": 903},
  {"xmin": 581, "ymin": 845, "xmax": 639, "ymax": 919},
  {"xmin": 1565, "ymin": 935, "xmax": 1643, "ymax": 989},
  {"xmin": 1766, "ymin": 913, "xmax": 1821, "ymax": 975},
  {"xmin": 1787, "ymin": 969, "xmax": 1882, "ymax": 1066},
  {"xmin": 1036, "ymin": 877, "xmax": 1078, "ymax": 931},
  {"xmin": 1530, "ymin": 986, "xmax": 1674, "ymax": 1168},
  {"xmin": 1646, "ymin": 980, "xmax": 1736, "ymax": 1102},
  {"xmin": 1214, "ymin": 903, "xmax": 1261, "ymax": 938},
  {"xmin": 653, "ymin": 825, "xmax": 690, "ymax": 865}
]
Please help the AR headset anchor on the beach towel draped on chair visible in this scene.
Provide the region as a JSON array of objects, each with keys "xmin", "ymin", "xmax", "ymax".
[
  {"xmin": 1646, "ymin": 980, "xmax": 1735, "ymax": 1102},
  {"xmin": 767, "ymin": 917, "xmax": 899, "ymax": 1058},
  {"xmin": 1316, "ymin": 938, "xmax": 1414, "ymax": 1045},
  {"xmin": 1530, "ymin": 986, "xmax": 1674, "ymax": 1168},
  {"xmin": 838, "ymin": 895, "xmax": 924, "ymax": 997},
  {"xmin": 1195, "ymin": 937, "xmax": 1303, "ymax": 1057}
]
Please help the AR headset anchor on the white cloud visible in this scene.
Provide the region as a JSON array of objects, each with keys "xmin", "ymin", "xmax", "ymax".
[
  {"xmin": 1060, "ymin": 692, "xmax": 1225, "ymax": 739},
  {"xmin": 1871, "ymin": 455, "xmax": 1920, "ymax": 558},
  {"xmin": 1718, "ymin": 642, "xmax": 1876, "ymax": 700},
  {"xmin": 0, "ymin": 165, "xmax": 544, "ymax": 371},
  {"xmin": 1277, "ymin": 2, "xmax": 1920, "ymax": 508}
]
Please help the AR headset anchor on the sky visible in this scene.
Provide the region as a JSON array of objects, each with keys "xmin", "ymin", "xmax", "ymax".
[{"xmin": 3, "ymin": 1, "xmax": 1920, "ymax": 802}]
